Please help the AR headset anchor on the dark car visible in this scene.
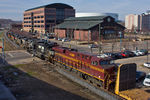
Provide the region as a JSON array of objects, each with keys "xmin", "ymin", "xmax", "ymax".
[
  {"xmin": 136, "ymin": 71, "xmax": 146, "ymax": 82},
  {"xmin": 113, "ymin": 53, "xmax": 123, "ymax": 59},
  {"xmin": 124, "ymin": 50, "xmax": 135, "ymax": 57}
]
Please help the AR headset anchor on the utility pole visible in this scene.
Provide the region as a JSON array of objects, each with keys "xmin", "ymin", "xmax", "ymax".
[
  {"xmin": 119, "ymin": 32, "xmax": 122, "ymax": 51},
  {"xmin": 98, "ymin": 24, "xmax": 102, "ymax": 55},
  {"xmin": 147, "ymin": 40, "xmax": 148, "ymax": 63},
  {"xmin": 146, "ymin": 32, "xmax": 149, "ymax": 63}
]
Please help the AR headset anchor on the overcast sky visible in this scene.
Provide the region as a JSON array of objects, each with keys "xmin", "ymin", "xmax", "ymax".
[{"xmin": 0, "ymin": 0, "xmax": 150, "ymax": 21}]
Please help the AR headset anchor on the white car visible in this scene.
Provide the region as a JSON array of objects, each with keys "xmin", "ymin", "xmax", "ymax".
[
  {"xmin": 97, "ymin": 54, "xmax": 109, "ymax": 58},
  {"xmin": 136, "ymin": 50, "xmax": 145, "ymax": 56},
  {"xmin": 62, "ymin": 38, "xmax": 70, "ymax": 42},
  {"xmin": 132, "ymin": 50, "xmax": 144, "ymax": 56},
  {"xmin": 143, "ymin": 62, "xmax": 150, "ymax": 68},
  {"xmin": 143, "ymin": 73, "xmax": 150, "ymax": 86},
  {"xmin": 132, "ymin": 51, "xmax": 140, "ymax": 56},
  {"xmin": 88, "ymin": 44, "xmax": 98, "ymax": 48}
]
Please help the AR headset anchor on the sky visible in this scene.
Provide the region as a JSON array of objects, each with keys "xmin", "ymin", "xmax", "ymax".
[{"xmin": 0, "ymin": 0, "xmax": 150, "ymax": 21}]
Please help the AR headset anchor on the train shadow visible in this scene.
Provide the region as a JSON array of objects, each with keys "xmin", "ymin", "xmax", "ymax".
[{"xmin": 0, "ymin": 56, "xmax": 88, "ymax": 100}]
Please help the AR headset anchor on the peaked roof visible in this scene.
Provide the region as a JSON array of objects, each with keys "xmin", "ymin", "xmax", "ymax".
[
  {"xmin": 55, "ymin": 16, "xmax": 108, "ymax": 30},
  {"xmin": 25, "ymin": 3, "xmax": 74, "ymax": 11},
  {"xmin": 55, "ymin": 21, "xmax": 102, "ymax": 30}
]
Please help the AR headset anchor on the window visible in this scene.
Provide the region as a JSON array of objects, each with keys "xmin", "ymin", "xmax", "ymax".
[
  {"xmin": 85, "ymin": 56, "xmax": 88, "ymax": 59},
  {"xmin": 41, "ymin": 16, "xmax": 44, "ymax": 18},
  {"xmin": 41, "ymin": 20, "xmax": 44, "ymax": 23},
  {"xmin": 46, "ymin": 25, "xmax": 50, "ymax": 28},
  {"xmin": 46, "ymin": 20, "xmax": 55, "ymax": 23},
  {"xmin": 46, "ymin": 15, "xmax": 55, "ymax": 19},
  {"xmin": 41, "ymin": 25, "xmax": 44, "ymax": 27},
  {"xmin": 100, "ymin": 60, "xmax": 113, "ymax": 65},
  {"xmin": 82, "ymin": 55, "xmax": 84, "ymax": 58},
  {"xmin": 91, "ymin": 61, "xmax": 98, "ymax": 66}
]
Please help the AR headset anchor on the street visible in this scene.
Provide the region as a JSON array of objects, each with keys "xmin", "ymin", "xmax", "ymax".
[{"xmin": 0, "ymin": 50, "xmax": 40, "ymax": 65}]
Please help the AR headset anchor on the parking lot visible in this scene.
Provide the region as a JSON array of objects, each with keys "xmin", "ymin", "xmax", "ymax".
[{"xmin": 49, "ymin": 38, "xmax": 150, "ymax": 87}]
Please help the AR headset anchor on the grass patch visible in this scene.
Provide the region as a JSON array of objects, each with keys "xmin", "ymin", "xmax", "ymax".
[
  {"xmin": 14, "ymin": 64, "xmax": 25, "ymax": 68},
  {"xmin": 27, "ymin": 71, "xmax": 37, "ymax": 76}
]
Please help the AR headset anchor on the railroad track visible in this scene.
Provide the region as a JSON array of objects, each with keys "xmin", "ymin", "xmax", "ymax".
[{"xmin": 4, "ymin": 30, "xmax": 20, "ymax": 48}]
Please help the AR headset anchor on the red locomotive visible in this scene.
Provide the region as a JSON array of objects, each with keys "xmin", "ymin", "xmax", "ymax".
[{"xmin": 52, "ymin": 46, "xmax": 116, "ymax": 90}]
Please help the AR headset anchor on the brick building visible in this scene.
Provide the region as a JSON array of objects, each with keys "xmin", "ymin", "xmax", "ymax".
[
  {"xmin": 54, "ymin": 16, "xmax": 125, "ymax": 41},
  {"xmin": 23, "ymin": 3, "xmax": 75, "ymax": 34}
]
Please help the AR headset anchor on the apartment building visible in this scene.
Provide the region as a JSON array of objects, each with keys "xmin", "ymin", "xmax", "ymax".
[{"xmin": 125, "ymin": 11, "xmax": 150, "ymax": 32}]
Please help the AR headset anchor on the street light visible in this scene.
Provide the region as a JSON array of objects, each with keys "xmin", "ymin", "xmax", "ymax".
[
  {"xmin": 119, "ymin": 31, "xmax": 122, "ymax": 51},
  {"xmin": 98, "ymin": 24, "xmax": 103, "ymax": 55}
]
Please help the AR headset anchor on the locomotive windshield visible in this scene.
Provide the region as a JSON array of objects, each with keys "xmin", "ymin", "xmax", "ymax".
[{"xmin": 100, "ymin": 60, "xmax": 113, "ymax": 65}]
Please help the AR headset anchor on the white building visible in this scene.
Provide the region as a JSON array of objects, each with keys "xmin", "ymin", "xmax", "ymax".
[
  {"xmin": 76, "ymin": 13, "xmax": 118, "ymax": 21},
  {"xmin": 125, "ymin": 14, "xmax": 140, "ymax": 31}
]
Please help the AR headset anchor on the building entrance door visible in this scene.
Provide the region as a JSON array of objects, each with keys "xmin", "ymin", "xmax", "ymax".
[{"xmin": 66, "ymin": 29, "xmax": 74, "ymax": 39}]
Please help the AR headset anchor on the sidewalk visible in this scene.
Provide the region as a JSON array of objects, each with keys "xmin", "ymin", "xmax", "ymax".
[{"xmin": 0, "ymin": 81, "xmax": 16, "ymax": 100}]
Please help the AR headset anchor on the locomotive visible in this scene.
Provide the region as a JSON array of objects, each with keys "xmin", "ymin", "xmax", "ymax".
[{"xmin": 7, "ymin": 31, "xmax": 137, "ymax": 99}]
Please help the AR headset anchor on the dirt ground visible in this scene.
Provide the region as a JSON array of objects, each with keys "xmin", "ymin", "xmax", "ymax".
[{"xmin": 0, "ymin": 61, "xmax": 104, "ymax": 100}]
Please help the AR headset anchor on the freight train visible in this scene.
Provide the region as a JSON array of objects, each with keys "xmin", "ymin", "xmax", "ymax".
[{"xmin": 7, "ymin": 31, "xmax": 137, "ymax": 99}]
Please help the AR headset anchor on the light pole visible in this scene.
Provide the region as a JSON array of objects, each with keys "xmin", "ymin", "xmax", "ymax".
[
  {"xmin": 98, "ymin": 24, "xmax": 103, "ymax": 55},
  {"xmin": 146, "ymin": 32, "xmax": 149, "ymax": 63},
  {"xmin": 119, "ymin": 32, "xmax": 122, "ymax": 52}
]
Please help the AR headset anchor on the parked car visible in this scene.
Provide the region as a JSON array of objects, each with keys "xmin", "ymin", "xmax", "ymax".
[
  {"xmin": 136, "ymin": 71, "xmax": 146, "ymax": 82},
  {"xmin": 114, "ymin": 53, "xmax": 123, "ymax": 59},
  {"xmin": 97, "ymin": 54, "xmax": 109, "ymax": 58},
  {"xmin": 143, "ymin": 62, "xmax": 150, "ymax": 68},
  {"xmin": 124, "ymin": 50, "xmax": 135, "ymax": 57},
  {"xmin": 62, "ymin": 38, "xmax": 70, "ymax": 42},
  {"xmin": 104, "ymin": 52, "xmax": 116, "ymax": 59},
  {"xmin": 57, "ymin": 38, "xmax": 62, "ymax": 41},
  {"xmin": 88, "ymin": 44, "xmax": 98, "ymax": 48},
  {"xmin": 120, "ymin": 52, "xmax": 129, "ymax": 58},
  {"xmin": 143, "ymin": 73, "xmax": 150, "ymax": 86},
  {"xmin": 132, "ymin": 50, "xmax": 141, "ymax": 56},
  {"xmin": 136, "ymin": 50, "xmax": 145, "ymax": 56},
  {"xmin": 140, "ymin": 49, "xmax": 148, "ymax": 55}
]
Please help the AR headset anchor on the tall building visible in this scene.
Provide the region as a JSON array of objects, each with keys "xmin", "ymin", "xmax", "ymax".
[
  {"xmin": 23, "ymin": 3, "xmax": 75, "ymax": 34},
  {"xmin": 125, "ymin": 11, "xmax": 150, "ymax": 32},
  {"xmin": 125, "ymin": 14, "xmax": 140, "ymax": 31}
]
